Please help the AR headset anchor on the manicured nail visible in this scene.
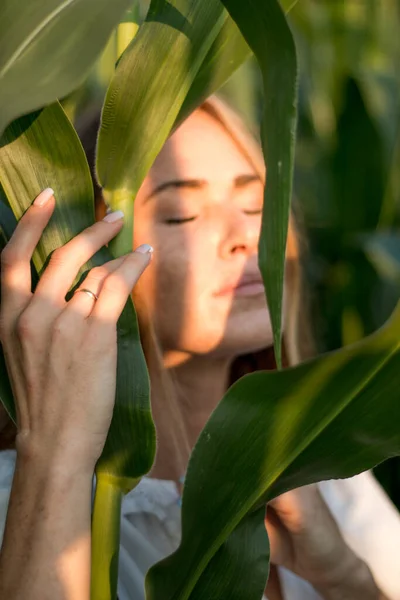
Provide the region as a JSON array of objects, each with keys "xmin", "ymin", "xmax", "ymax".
[
  {"xmin": 135, "ymin": 244, "xmax": 154, "ymax": 254},
  {"xmin": 103, "ymin": 210, "xmax": 124, "ymax": 223},
  {"xmin": 33, "ymin": 188, "xmax": 54, "ymax": 207}
]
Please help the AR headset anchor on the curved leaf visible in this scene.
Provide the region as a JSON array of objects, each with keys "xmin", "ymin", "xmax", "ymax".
[
  {"xmin": 176, "ymin": 16, "xmax": 251, "ymax": 127},
  {"xmin": 222, "ymin": 0, "xmax": 298, "ymax": 368},
  {"xmin": 0, "ymin": 0, "xmax": 132, "ymax": 135},
  {"xmin": 189, "ymin": 506, "xmax": 269, "ymax": 600},
  {"xmin": 96, "ymin": 0, "xmax": 250, "ymax": 258},
  {"xmin": 147, "ymin": 300, "xmax": 400, "ymax": 599}
]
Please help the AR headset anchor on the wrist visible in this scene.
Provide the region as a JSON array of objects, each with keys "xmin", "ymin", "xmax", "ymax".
[
  {"xmin": 314, "ymin": 551, "xmax": 380, "ymax": 600},
  {"xmin": 15, "ymin": 429, "xmax": 98, "ymax": 478}
]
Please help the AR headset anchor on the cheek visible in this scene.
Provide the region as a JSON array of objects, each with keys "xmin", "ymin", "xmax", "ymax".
[
  {"xmin": 134, "ymin": 226, "xmax": 197, "ymax": 344},
  {"xmin": 149, "ymin": 233, "xmax": 221, "ymax": 349}
]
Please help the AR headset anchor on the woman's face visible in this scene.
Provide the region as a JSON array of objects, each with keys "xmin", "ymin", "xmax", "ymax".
[{"xmin": 133, "ymin": 109, "xmax": 274, "ymax": 363}]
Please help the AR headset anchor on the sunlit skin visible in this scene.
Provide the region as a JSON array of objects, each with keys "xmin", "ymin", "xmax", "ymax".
[{"xmin": 133, "ymin": 109, "xmax": 272, "ymax": 366}]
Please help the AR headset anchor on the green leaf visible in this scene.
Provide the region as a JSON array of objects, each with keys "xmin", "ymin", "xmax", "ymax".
[
  {"xmin": 0, "ymin": 0, "xmax": 132, "ymax": 135},
  {"xmin": 176, "ymin": 0, "xmax": 301, "ymax": 129},
  {"xmin": 147, "ymin": 300, "xmax": 400, "ymax": 600},
  {"xmin": 116, "ymin": 3, "xmax": 141, "ymax": 59},
  {"xmin": 331, "ymin": 78, "xmax": 385, "ymax": 232},
  {"xmin": 0, "ymin": 104, "xmax": 155, "ymax": 599},
  {"xmin": 220, "ymin": 0, "xmax": 298, "ymax": 368},
  {"xmin": 96, "ymin": 0, "xmax": 248, "ymax": 257},
  {"xmin": 189, "ymin": 506, "xmax": 269, "ymax": 600},
  {"xmin": 176, "ymin": 16, "xmax": 251, "ymax": 127}
]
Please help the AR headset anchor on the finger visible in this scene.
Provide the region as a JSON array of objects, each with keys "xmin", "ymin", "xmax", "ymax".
[
  {"xmin": 34, "ymin": 210, "xmax": 125, "ymax": 305},
  {"xmin": 64, "ymin": 254, "xmax": 129, "ymax": 319},
  {"xmin": 0, "ymin": 188, "xmax": 55, "ymax": 319},
  {"xmin": 265, "ymin": 507, "xmax": 292, "ymax": 567},
  {"xmin": 90, "ymin": 244, "xmax": 153, "ymax": 324}
]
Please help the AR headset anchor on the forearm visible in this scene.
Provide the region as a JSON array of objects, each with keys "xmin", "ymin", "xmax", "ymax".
[
  {"xmin": 315, "ymin": 554, "xmax": 389, "ymax": 600},
  {"xmin": 0, "ymin": 449, "xmax": 93, "ymax": 600}
]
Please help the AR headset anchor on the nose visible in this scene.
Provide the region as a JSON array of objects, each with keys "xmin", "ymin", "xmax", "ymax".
[{"xmin": 218, "ymin": 205, "xmax": 260, "ymax": 259}]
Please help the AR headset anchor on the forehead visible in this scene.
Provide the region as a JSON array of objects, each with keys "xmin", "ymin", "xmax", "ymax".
[{"xmin": 148, "ymin": 109, "xmax": 257, "ymax": 185}]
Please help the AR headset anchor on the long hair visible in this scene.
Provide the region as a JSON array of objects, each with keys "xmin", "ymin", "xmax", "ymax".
[{"xmin": 0, "ymin": 97, "xmax": 315, "ymax": 465}]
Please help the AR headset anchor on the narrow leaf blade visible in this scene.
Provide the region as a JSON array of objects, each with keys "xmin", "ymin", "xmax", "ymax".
[
  {"xmin": 221, "ymin": 0, "xmax": 298, "ymax": 367},
  {"xmin": 176, "ymin": 16, "xmax": 251, "ymax": 127}
]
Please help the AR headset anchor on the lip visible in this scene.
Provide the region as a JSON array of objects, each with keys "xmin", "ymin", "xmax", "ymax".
[{"xmin": 214, "ymin": 273, "xmax": 265, "ymax": 298}]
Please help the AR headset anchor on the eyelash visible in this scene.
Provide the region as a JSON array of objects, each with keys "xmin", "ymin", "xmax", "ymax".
[
  {"xmin": 244, "ymin": 209, "xmax": 262, "ymax": 215},
  {"xmin": 165, "ymin": 216, "xmax": 198, "ymax": 225},
  {"xmin": 164, "ymin": 209, "xmax": 262, "ymax": 225}
]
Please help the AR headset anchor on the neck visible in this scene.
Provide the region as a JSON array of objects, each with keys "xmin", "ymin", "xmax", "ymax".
[
  {"xmin": 149, "ymin": 351, "xmax": 232, "ymax": 482},
  {"xmin": 172, "ymin": 353, "xmax": 231, "ymax": 449}
]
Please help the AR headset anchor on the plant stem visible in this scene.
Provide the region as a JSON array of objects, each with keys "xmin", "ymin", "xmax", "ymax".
[
  {"xmin": 103, "ymin": 188, "xmax": 135, "ymax": 257},
  {"xmin": 91, "ymin": 475, "xmax": 123, "ymax": 600}
]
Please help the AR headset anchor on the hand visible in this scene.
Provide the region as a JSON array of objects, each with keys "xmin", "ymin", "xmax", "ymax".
[
  {"xmin": 0, "ymin": 188, "xmax": 152, "ymax": 472},
  {"xmin": 265, "ymin": 485, "xmax": 383, "ymax": 599}
]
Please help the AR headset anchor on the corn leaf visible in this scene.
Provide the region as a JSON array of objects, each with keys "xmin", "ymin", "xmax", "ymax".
[
  {"xmin": 0, "ymin": 0, "xmax": 132, "ymax": 135},
  {"xmin": 176, "ymin": 0, "xmax": 301, "ymax": 130},
  {"xmin": 176, "ymin": 16, "xmax": 251, "ymax": 127},
  {"xmin": 96, "ymin": 0, "xmax": 250, "ymax": 258},
  {"xmin": 222, "ymin": 0, "xmax": 298, "ymax": 368},
  {"xmin": 147, "ymin": 300, "xmax": 400, "ymax": 600},
  {"xmin": 0, "ymin": 104, "xmax": 156, "ymax": 599},
  {"xmin": 188, "ymin": 506, "xmax": 269, "ymax": 600}
]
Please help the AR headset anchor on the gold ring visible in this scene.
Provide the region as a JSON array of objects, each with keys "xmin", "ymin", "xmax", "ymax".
[{"xmin": 74, "ymin": 288, "xmax": 99, "ymax": 302}]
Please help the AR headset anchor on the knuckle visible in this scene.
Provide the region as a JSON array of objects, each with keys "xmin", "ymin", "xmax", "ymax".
[
  {"xmin": 129, "ymin": 252, "xmax": 148, "ymax": 266},
  {"xmin": 102, "ymin": 273, "xmax": 127, "ymax": 296},
  {"xmin": 88, "ymin": 265, "xmax": 110, "ymax": 282},
  {"xmin": 51, "ymin": 316, "xmax": 71, "ymax": 341},
  {"xmin": 16, "ymin": 310, "xmax": 37, "ymax": 340},
  {"xmin": 49, "ymin": 247, "xmax": 66, "ymax": 267},
  {"xmin": 86, "ymin": 222, "xmax": 102, "ymax": 237},
  {"xmin": 1, "ymin": 245, "xmax": 19, "ymax": 268}
]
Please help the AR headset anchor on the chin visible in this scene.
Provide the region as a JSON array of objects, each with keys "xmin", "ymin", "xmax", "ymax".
[{"xmin": 207, "ymin": 311, "xmax": 274, "ymax": 358}]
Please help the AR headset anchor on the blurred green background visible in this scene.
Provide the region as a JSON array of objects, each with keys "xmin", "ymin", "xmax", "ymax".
[{"xmin": 62, "ymin": 0, "xmax": 400, "ymax": 508}]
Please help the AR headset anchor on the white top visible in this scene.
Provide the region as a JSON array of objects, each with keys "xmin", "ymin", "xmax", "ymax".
[{"xmin": 0, "ymin": 449, "xmax": 400, "ymax": 599}]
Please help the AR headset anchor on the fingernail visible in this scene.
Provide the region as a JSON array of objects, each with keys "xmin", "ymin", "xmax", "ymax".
[
  {"xmin": 33, "ymin": 188, "xmax": 54, "ymax": 207},
  {"xmin": 135, "ymin": 244, "xmax": 154, "ymax": 254},
  {"xmin": 103, "ymin": 210, "xmax": 124, "ymax": 223}
]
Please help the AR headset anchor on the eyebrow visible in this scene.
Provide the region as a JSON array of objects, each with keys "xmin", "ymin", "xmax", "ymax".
[{"xmin": 145, "ymin": 173, "xmax": 260, "ymax": 202}]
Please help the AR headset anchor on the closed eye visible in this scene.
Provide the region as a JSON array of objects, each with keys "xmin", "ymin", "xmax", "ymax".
[
  {"xmin": 165, "ymin": 216, "xmax": 198, "ymax": 225},
  {"xmin": 244, "ymin": 209, "xmax": 262, "ymax": 215}
]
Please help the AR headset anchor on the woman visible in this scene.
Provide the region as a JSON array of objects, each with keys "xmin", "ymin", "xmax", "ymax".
[{"xmin": 0, "ymin": 97, "xmax": 399, "ymax": 600}]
